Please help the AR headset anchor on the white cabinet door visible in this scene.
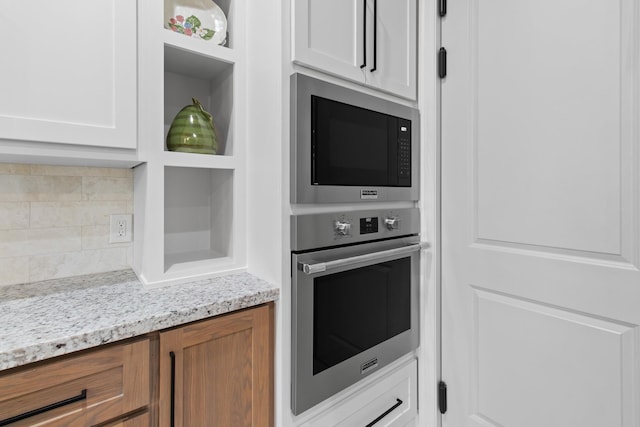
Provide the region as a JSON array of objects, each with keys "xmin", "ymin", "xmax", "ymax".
[
  {"xmin": 0, "ymin": 0, "xmax": 136, "ymax": 149},
  {"xmin": 442, "ymin": 1, "xmax": 640, "ymax": 426},
  {"xmin": 365, "ymin": 0, "xmax": 417, "ymax": 100},
  {"xmin": 302, "ymin": 359, "xmax": 417, "ymax": 427},
  {"xmin": 292, "ymin": 0, "xmax": 366, "ymax": 84},
  {"xmin": 292, "ymin": 0, "xmax": 416, "ymax": 99}
]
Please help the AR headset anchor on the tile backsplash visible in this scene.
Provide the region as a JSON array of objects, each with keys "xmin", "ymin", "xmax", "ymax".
[{"xmin": 0, "ymin": 163, "xmax": 133, "ymax": 286}]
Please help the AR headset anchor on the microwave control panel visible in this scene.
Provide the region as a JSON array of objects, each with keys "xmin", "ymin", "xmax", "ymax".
[{"xmin": 398, "ymin": 119, "xmax": 412, "ymax": 181}]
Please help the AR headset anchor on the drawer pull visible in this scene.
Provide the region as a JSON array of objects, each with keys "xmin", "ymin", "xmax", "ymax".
[
  {"xmin": 170, "ymin": 351, "xmax": 176, "ymax": 427},
  {"xmin": 0, "ymin": 389, "xmax": 87, "ymax": 426},
  {"xmin": 365, "ymin": 398, "xmax": 403, "ymax": 427}
]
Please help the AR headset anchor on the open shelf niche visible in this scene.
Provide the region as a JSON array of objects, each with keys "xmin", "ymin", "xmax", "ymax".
[
  {"xmin": 134, "ymin": 0, "xmax": 246, "ymax": 287},
  {"xmin": 164, "ymin": 166, "xmax": 234, "ymax": 272},
  {"xmin": 164, "ymin": 44, "xmax": 235, "ymax": 156}
]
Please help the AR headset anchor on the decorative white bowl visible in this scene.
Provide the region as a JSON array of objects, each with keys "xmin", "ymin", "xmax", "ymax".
[{"xmin": 165, "ymin": 0, "xmax": 227, "ymax": 45}]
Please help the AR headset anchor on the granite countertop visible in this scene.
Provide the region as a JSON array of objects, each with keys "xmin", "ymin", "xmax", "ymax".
[{"xmin": 0, "ymin": 270, "xmax": 279, "ymax": 371}]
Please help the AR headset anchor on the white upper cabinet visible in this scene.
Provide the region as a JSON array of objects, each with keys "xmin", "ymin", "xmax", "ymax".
[
  {"xmin": 364, "ymin": 0, "xmax": 417, "ymax": 99},
  {"xmin": 0, "ymin": 0, "xmax": 137, "ymax": 150},
  {"xmin": 293, "ymin": 0, "xmax": 417, "ymax": 100},
  {"xmin": 293, "ymin": 0, "xmax": 367, "ymax": 84}
]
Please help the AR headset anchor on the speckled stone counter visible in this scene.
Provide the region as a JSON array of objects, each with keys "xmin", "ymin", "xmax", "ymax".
[{"xmin": 0, "ymin": 270, "xmax": 279, "ymax": 371}]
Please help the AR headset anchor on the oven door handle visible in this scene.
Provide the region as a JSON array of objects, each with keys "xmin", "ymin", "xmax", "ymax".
[{"xmin": 300, "ymin": 242, "xmax": 429, "ymax": 275}]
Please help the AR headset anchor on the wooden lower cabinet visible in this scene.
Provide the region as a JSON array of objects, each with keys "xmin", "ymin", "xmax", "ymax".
[
  {"xmin": 0, "ymin": 338, "xmax": 150, "ymax": 427},
  {"xmin": 0, "ymin": 303, "xmax": 274, "ymax": 427},
  {"xmin": 159, "ymin": 303, "xmax": 274, "ymax": 427}
]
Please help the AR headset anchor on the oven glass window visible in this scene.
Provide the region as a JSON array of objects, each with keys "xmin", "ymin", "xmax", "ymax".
[
  {"xmin": 312, "ymin": 96, "xmax": 392, "ymax": 186},
  {"xmin": 312, "ymin": 257, "xmax": 411, "ymax": 375}
]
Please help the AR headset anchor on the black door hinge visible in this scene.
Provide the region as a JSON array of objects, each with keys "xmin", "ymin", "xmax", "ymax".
[
  {"xmin": 439, "ymin": 0, "xmax": 447, "ymax": 17},
  {"xmin": 438, "ymin": 381, "xmax": 448, "ymax": 414},
  {"xmin": 438, "ymin": 47, "xmax": 447, "ymax": 79}
]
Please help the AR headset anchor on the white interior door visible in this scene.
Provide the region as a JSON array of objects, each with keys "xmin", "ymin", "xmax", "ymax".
[{"xmin": 441, "ymin": 1, "xmax": 640, "ymax": 426}]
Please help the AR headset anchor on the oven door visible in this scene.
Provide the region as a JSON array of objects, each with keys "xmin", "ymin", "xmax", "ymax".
[{"xmin": 291, "ymin": 237, "xmax": 422, "ymax": 415}]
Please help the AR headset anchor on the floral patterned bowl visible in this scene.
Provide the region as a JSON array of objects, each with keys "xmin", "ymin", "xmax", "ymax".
[{"xmin": 165, "ymin": 0, "xmax": 227, "ymax": 45}]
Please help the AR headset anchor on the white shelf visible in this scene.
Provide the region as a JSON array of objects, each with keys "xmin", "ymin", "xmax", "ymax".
[
  {"xmin": 164, "ymin": 38, "xmax": 237, "ymax": 78},
  {"xmin": 161, "ymin": 151, "xmax": 238, "ymax": 169}
]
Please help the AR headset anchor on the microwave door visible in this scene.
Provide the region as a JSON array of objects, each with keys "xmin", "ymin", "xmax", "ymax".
[{"xmin": 312, "ymin": 95, "xmax": 391, "ymax": 187}]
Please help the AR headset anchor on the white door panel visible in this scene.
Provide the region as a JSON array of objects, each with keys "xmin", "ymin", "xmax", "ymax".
[
  {"xmin": 292, "ymin": 0, "xmax": 366, "ymax": 83},
  {"xmin": 0, "ymin": 0, "xmax": 137, "ymax": 149},
  {"xmin": 474, "ymin": 0, "xmax": 624, "ymax": 256},
  {"xmin": 442, "ymin": 0, "xmax": 640, "ymax": 426},
  {"xmin": 365, "ymin": 0, "xmax": 417, "ymax": 99}
]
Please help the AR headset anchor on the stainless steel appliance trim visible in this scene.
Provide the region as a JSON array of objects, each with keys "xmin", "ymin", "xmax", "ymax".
[
  {"xmin": 301, "ymin": 241, "xmax": 429, "ymax": 275},
  {"xmin": 290, "ymin": 73, "xmax": 420, "ymax": 204},
  {"xmin": 291, "ymin": 208, "xmax": 420, "ymax": 252},
  {"xmin": 291, "ymin": 235, "xmax": 420, "ymax": 415}
]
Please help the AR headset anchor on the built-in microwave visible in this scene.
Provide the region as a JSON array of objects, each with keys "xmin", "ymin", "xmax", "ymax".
[{"xmin": 291, "ymin": 73, "xmax": 420, "ymax": 204}]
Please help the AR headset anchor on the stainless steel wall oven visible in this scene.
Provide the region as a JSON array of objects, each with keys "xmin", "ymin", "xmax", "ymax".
[
  {"xmin": 291, "ymin": 73, "xmax": 420, "ymax": 204},
  {"xmin": 291, "ymin": 208, "xmax": 421, "ymax": 414}
]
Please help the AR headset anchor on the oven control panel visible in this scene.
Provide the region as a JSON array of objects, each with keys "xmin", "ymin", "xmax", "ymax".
[
  {"xmin": 332, "ymin": 212, "xmax": 406, "ymax": 239},
  {"xmin": 334, "ymin": 220, "xmax": 351, "ymax": 236},
  {"xmin": 291, "ymin": 208, "xmax": 420, "ymax": 251},
  {"xmin": 360, "ymin": 217, "xmax": 379, "ymax": 234}
]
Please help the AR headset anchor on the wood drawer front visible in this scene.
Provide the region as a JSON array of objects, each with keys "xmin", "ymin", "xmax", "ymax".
[
  {"xmin": 0, "ymin": 339, "xmax": 150, "ymax": 427},
  {"xmin": 304, "ymin": 359, "xmax": 417, "ymax": 427}
]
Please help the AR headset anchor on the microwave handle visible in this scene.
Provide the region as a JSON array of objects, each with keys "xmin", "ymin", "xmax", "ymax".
[{"xmin": 300, "ymin": 242, "xmax": 429, "ymax": 275}]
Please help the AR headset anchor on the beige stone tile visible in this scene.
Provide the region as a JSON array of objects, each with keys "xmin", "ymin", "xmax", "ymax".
[
  {"xmin": 29, "ymin": 248, "xmax": 131, "ymax": 282},
  {"xmin": 0, "ymin": 202, "xmax": 29, "ymax": 230},
  {"xmin": 82, "ymin": 225, "xmax": 132, "ymax": 249},
  {"xmin": 0, "ymin": 257, "xmax": 29, "ymax": 286},
  {"xmin": 0, "ymin": 164, "xmax": 31, "ymax": 175},
  {"xmin": 30, "ymin": 165, "xmax": 133, "ymax": 178},
  {"xmin": 81, "ymin": 225, "xmax": 110, "ymax": 249},
  {"xmin": 0, "ymin": 228, "xmax": 81, "ymax": 257},
  {"xmin": 83, "ymin": 167, "xmax": 133, "ymax": 178},
  {"xmin": 0, "ymin": 229, "xmax": 30, "ymax": 257},
  {"xmin": 30, "ymin": 201, "xmax": 131, "ymax": 228},
  {"xmin": 82, "ymin": 176, "xmax": 133, "ymax": 201},
  {"xmin": 0, "ymin": 175, "xmax": 82, "ymax": 202}
]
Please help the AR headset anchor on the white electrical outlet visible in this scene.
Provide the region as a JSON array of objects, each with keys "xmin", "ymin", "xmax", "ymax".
[{"xmin": 109, "ymin": 214, "xmax": 133, "ymax": 243}]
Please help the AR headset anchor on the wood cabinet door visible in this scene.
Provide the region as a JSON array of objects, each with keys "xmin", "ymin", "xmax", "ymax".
[
  {"xmin": 0, "ymin": 339, "xmax": 150, "ymax": 427},
  {"xmin": 364, "ymin": 0, "xmax": 417, "ymax": 100},
  {"xmin": 292, "ymin": 0, "xmax": 367, "ymax": 84},
  {"xmin": 0, "ymin": 0, "xmax": 136, "ymax": 149},
  {"xmin": 159, "ymin": 304, "xmax": 274, "ymax": 427}
]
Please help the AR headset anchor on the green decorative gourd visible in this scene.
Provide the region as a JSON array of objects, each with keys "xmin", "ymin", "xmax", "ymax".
[{"xmin": 167, "ymin": 98, "xmax": 218, "ymax": 154}]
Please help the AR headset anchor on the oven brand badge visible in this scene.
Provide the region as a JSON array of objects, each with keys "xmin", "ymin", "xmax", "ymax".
[
  {"xmin": 361, "ymin": 357, "xmax": 379, "ymax": 374},
  {"xmin": 360, "ymin": 189, "xmax": 378, "ymax": 200}
]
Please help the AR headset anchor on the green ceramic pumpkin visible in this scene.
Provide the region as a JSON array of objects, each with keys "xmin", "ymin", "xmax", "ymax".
[{"xmin": 166, "ymin": 98, "xmax": 218, "ymax": 154}]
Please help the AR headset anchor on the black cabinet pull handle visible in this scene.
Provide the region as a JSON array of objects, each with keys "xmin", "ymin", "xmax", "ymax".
[
  {"xmin": 365, "ymin": 398, "xmax": 403, "ymax": 427},
  {"xmin": 0, "ymin": 389, "xmax": 87, "ymax": 426},
  {"xmin": 170, "ymin": 351, "xmax": 176, "ymax": 427},
  {"xmin": 438, "ymin": 47, "xmax": 447, "ymax": 78},
  {"xmin": 360, "ymin": 0, "xmax": 367, "ymax": 69},
  {"xmin": 370, "ymin": 0, "xmax": 378, "ymax": 72}
]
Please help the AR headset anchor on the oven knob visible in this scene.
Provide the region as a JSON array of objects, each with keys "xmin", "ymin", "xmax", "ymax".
[
  {"xmin": 384, "ymin": 216, "xmax": 400, "ymax": 230},
  {"xmin": 334, "ymin": 220, "xmax": 351, "ymax": 236}
]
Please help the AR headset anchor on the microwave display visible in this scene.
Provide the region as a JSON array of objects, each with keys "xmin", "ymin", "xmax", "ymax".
[{"xmin": 311, "ymin": 96, "xmax": 411, "ymax": 187}]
